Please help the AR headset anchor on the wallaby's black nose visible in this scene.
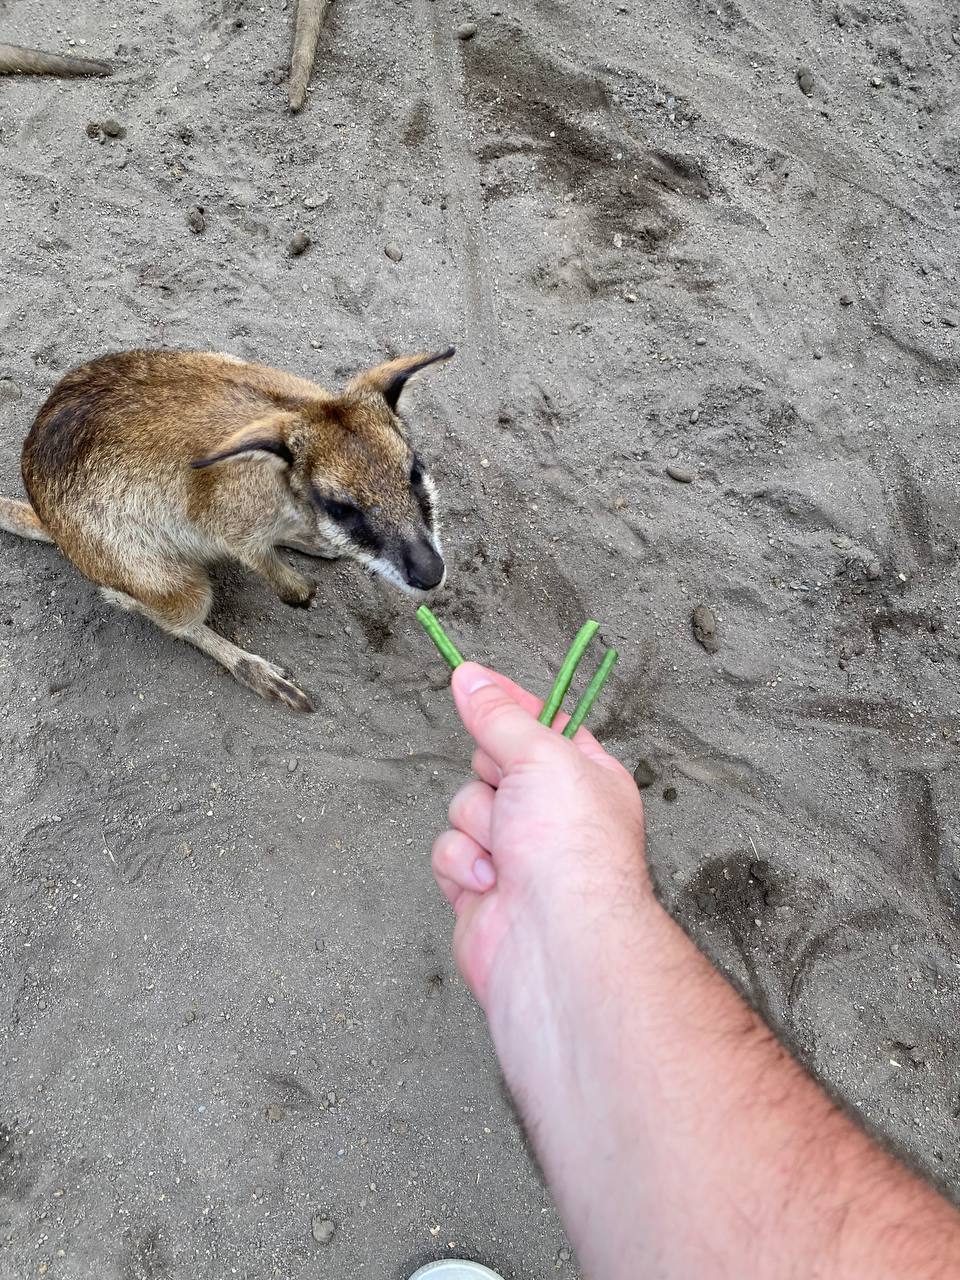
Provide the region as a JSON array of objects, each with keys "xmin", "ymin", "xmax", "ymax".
[{"xmin": 403, "ymin": 539, "xmax": 445, "ymax": 591}]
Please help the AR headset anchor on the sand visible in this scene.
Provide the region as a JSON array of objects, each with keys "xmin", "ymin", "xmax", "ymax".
[{"xmin": 1, "ymin": 0, "xmax": 959, "ymax": 1276}]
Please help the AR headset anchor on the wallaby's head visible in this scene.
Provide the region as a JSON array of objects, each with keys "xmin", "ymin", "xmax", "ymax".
[{"xmin": 193, "ymin": 348, "xmax": 453, "ymax": 595}]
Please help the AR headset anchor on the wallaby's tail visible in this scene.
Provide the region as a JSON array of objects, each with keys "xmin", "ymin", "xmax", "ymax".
[
  {"xmin": 288, "ymin": 0, "xmax": 331, "ymax": 111},
  {"xmin": 0, "ymin": 44, "xmax": 112, "ymax": 77},
  {"xmin": 0, "ymin": 497, "xmax": 53, "ymax": 543}
]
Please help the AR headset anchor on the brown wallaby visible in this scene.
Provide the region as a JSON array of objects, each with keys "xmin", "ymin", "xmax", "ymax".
[
  {"xmin": 0, "ymin": 348, "xmax": 454, "ymax": 711},
  {"xmin": 0, "ymin": 45, "xmax": 112, "ymax": 76}
]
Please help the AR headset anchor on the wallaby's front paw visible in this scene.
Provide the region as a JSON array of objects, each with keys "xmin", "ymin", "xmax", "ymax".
[
  {"xmin": 279, "ymin": 579, "xmax": 316, "ymax": 609},
  {"xmin": 234, "ymin": 656, "xmax": 314, "ymax": 712}
]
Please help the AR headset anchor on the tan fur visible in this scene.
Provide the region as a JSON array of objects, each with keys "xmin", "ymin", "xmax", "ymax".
[
  {"xmin": 5, "ymin": 347, "xmax": 454, "ymax": 711},
  {"xmin": 0, "ymin": 497, "xmax": 52, "ymax": 542},
  {"xmin": 0, "ymin": 44, "xmax": 112, "ymax": 76},
  {"xmin": 288, "ymin": 0, "xmax": 331, "ymax": 111}
]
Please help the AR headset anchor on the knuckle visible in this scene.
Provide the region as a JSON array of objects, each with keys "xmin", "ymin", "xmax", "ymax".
[
  {"xmin": 474, "ymin": 692, "xmax": 513, "ymax": 731},
  {"xmin": 448, "ymin": 779, "xmax": 479, "ymax": 825},
  {"xmin": 430, "ymin": 831, "xmax": 452, "ymax": 873}
]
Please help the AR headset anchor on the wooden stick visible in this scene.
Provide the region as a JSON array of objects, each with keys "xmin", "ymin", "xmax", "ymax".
[
  {"xmin": 0, "ymin": 44, "xmax": 112, "ymax": 76},
  {"xmin": 289, "ymin": 0, "xmax": 332, "ymax": 111}
]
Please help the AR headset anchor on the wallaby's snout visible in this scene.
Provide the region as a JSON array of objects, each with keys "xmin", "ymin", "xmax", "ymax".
[{"xmin": 401, "ymin": 536, "xmax": 445, "ymax": 593}]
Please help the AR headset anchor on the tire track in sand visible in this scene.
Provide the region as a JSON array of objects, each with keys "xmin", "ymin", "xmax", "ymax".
[{"xmin": 413, "ymin": 0, "xmax": 499, "ymax": 419}]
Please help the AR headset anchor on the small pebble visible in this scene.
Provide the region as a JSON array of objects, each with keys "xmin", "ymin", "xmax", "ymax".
[
  {"xmin": 265, "ymin": 1103, "xmax": 285, "ymax": 1122},
  {"xmin": 558, "ymin": 1248, "xmax": 572, "ymax": 1263},
  {"xmin": 691, "ymin": 604, "xmax": 720, "ymax": 654},
  {"xmin": 85, "ymin": 120, "xmax": 101, "ymax": 138},
  {"xmin": 942, "ymin": 312, "xmax": 958, "ymax": 328},
  {"xmin": 633, "ymin": 759, "xmax": 657, "ymax": 789},
  {"xmin": 287, "ymin": 757, "xmax": 299, "ymax": 773},
  {"xmin": 870, "ymin": 75, "xmax": 884, "ymax": 88},
  {"xmin": 690, "ymin": 410, "xmax": 700, "ymax": 424},
  {"xmin": 480, "ymin": 457, "xmax": 490, "ymax": 468},
  {"xmin": 101, "ymin": 118, "xmax": 124, "ymax": 138},
  {"xmin": 666, "ymin": 465, "xmax": 695, "ymax": 483},
  {"xmin": 623, "ymin": 291, "xmax": 638, "ymax": 303},
  {"xmin": 311, "ymin": 1216, "xmax": 336, "ymax": 1245},
  {"xmin": 663, "ymin": 786, "xmax": 678, "ymax": 802},
  {"xmin": 456, "ymin": 22, "xmax": 478, "ymax": 40},
  {"xmin": 187, "ymin": 206, "xmax": 206, "ymax": 234},
  {"xmin": 695, "ymin": 336, "xmax": 707, "ymax": 346},
  {"xmin": 384, "ymin": 242, "xmax": 403, "ymax": 262},
  {"xmin": 797, "ymin": 67, "xmax": 815, "ymax": 96},
  {"xmin": 289, "ymin": 230, "xmax": 311, "ymax": 256}
]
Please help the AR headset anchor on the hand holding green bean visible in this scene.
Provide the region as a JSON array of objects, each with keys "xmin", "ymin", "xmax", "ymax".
[{"xmin": 416, "ymin": 605, "xmax": 618, "ymax": 739}]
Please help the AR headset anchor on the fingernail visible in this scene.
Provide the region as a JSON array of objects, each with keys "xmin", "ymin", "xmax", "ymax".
[
  {"xmin": 472, "ymin": 857, "xmax": 496, "ymax": 889},
  {"xmin": 459, "ymin": 666, "xmax": 493, "ymax": 696}
]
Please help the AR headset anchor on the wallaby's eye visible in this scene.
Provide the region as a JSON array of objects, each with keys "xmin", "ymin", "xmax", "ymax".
[
  {"xmin": 320, "ymin": 497, "xmax": 359, "ymax": 523},
  {"xmin": 410, "ymin": 459, "xmax": 424, "ymax": 487},
  {"xmin": 310, "ymin": 486, "xmax": 381, "ymax": 553}
]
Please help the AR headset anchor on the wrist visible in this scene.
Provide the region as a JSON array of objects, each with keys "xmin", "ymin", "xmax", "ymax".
[{"xmin": 482, "ymin": 845, "xmax": 668, "ymax": 1083}]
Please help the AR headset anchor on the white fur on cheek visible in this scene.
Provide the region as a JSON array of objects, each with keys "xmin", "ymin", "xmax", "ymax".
[{"xmin": 421, "ymin": 472, "xmax": 443, "ymax": 556}]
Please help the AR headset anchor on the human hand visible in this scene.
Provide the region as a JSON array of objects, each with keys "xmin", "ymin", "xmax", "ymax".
[{"xmin": 431, "ymin": 662, "xmax": 648, "ymax": 1013}]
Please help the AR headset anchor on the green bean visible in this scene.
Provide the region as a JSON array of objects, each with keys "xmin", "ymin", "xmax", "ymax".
[
  {"xmin": 416, "ymin": 605, "xmax": 465, "ymax": 670},
  {"xmin": 562, "ymin": 648, "xmax": 618, "ymax": 738},
  {"xmin": 538, "ymin": 620, "xmax": 600, "ymax": 727}
]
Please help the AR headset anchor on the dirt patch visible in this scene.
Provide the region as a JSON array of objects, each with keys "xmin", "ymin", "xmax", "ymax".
[{"xmin": 1, "ymin": 0, "xmax": 960, "ymax": 1276}]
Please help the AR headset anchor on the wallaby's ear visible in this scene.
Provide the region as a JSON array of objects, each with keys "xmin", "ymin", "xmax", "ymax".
[
  {"xmin": 191, "ymin": 412, "xmax": 299, "ymax": 470},
  {"xmin": 348, "ymin": 346, "xmax": 455, "ymax": 413}
]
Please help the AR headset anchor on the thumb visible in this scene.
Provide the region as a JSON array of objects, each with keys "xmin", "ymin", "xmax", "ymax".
[{"xmin": 451, "ymin": 662, "xmax": 561, "ymax": 772}]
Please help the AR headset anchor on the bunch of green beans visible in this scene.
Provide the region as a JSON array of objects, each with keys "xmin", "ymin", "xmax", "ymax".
[{"xmin": 416, "ymin": 606, "xmax": 618, "ymax": 740}]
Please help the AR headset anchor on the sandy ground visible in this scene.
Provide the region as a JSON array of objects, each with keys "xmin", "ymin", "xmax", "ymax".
[{"xmin": 1, "ymin": 0, "xmax": 959, "ymax": 1276}]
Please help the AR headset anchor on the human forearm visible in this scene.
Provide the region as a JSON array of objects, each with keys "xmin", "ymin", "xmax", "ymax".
[
  {"xmin": 436, "ymin": 667, "xmax": 960, "ymax": 1279},
  {"xmin": 486, "ymin": 880, "xmax": 960, "ymax": 1280}
]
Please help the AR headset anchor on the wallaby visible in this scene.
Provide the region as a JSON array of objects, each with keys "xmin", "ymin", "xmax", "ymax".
[{"xmin": 0, "ymin": 347, "xmax": 454, "ymax": 711}]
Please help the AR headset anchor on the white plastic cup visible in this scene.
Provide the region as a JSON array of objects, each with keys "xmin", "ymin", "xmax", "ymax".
[{"xmin": 408, "ymin": 1263, "xmax": 505, "ymax": 1280}]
